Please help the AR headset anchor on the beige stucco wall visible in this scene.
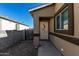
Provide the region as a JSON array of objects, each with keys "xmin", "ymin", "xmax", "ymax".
[
  {"xmin": 50, "ymin": 18, "xmax": 54, "ymax": 33},
  {"xmin": 32, "ymin": 15, "xmax": 39, "ymax": 34},
  {"xmin": 74, "ymin": 3, "xmax": 79, "ymax": 38},
  {"xmin": 33, "ymin": 36, "xmax": 39, "ymax": 48},
  {"xmin": 32, "ymin": 5, "xmax": 54, "ymax": 48},
  {"xmin": 50, "ymin": 3, "xmax": 79, "ymax": 56},
  {"xmin": 50, "ymin": 36, "xmax": 79, "ymax": 56},
  {"xmin": 49, "ymin": 3, "xmax": 64, "ymax": 33},
  {"xmin": 54, "ymin": 3, "xmax": 64, "ymax": 13},
  {"xmin": 32, "ymin": 4, "xmax": 54, "ymax": 34},
  {"xmin": 32, "ymin": 3, "xmax": 79, "ymax": 55}
]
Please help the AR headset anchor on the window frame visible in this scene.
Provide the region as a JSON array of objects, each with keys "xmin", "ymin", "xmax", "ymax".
[
  {"xmin": 55, "ymin": 6, "xmax": 69, "ymax": 30},
  {"xmin": 55, "ymin": 13, "xmax": 61, "ymax": 30},
  {"xmin": 54, "ymin": 3, "xmax": 74, "ymax": 35}
]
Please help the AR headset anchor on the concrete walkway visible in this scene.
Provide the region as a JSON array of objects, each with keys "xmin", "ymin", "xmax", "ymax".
[
  {"xmin": 0, "ymin": 40, "xmax": 38, "ymax": 56},
  {"xmin": 38, "ymin": 41, "xmax": 62, "ymax": 56}
]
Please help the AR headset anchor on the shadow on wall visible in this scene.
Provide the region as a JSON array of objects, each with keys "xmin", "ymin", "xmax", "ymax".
[{"xmin": 0, "ymin": 30, "xmax": 33, "ymax": 50}]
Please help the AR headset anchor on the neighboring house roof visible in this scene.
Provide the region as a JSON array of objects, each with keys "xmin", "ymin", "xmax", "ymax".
[
  {"xmin": 29, "ymin": 3, "xmax": 54, "ymax": 12},
  {"xmin": 0, "ymin": 16, "xmax": 29, "ymax": 27}
]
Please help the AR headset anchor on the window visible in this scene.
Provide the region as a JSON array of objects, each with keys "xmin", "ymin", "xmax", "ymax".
[
  {"xmin": 56, "ymin": 7, "xmax": 68, "ymax": 30},
  {"xmin": 56, "ymin": 15, "xmax": 61, "ymax": 29},
  {"xmin": 61, "ymin": 8, "xmax": 68, "ymax": 30},
  {"xmin": 16, "ymin": 24, "xmax": 20, "ymax": 30},
  {"xmin": 54, "ymin": 4, "xmax": 74, "ymax": 35}
]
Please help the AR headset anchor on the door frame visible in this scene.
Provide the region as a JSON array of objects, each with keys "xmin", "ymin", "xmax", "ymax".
[{"xmin": 39, "ymin": 17, "xmax": 51, "ymax": 41}]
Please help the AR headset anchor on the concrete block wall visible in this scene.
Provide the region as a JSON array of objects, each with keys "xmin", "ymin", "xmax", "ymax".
[
  {"xmin": 0, "ymin": 30, "xmax": 26, "ymax": 49},
  {"xmin": 25, "ymin": 29, "xmax": 33, "ymax": 40}
]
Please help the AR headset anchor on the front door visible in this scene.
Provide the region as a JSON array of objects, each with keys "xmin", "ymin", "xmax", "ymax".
[{"xmin": 40, "ymin": 20, "xmax": 49, "ymax": 40}]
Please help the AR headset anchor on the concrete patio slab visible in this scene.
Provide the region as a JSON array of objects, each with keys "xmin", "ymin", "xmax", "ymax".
[
  {"xmin": 38, "ymin": 41, "xmax": 63, "ymax": 56},
  {"xmin": 0, "ymin": 40, "xmax": 38, "ymax": 56}
]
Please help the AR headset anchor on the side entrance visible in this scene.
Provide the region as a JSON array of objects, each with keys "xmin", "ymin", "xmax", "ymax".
[{"xmin": 39, "ymin": 18, "xmax": 50, "ymax": 40}]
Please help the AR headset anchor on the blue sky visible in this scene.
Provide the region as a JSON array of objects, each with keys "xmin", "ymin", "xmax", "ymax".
[{"xmin": 0, "ymin": 3, "xmax": 45, "ymax": 28}]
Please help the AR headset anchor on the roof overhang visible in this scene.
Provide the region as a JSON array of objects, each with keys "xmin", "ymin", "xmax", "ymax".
[{"xmin": 29, "ymin": 3, "xmax": 54, "ymax": 12}]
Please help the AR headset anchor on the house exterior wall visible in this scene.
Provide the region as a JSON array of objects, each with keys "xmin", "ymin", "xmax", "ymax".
[
  {"xmin": 50, "ymin": 3, "xmax": 79, "ymax": 56},
  {"xmin": 31, "ymin": 3, "xmax": 79, "ymax": 55},
  {"xmin": 0, "ymin": 18, "xmax": 29, "ymax": 30},
  {"xmin": 32, "ymin": 5, "xmax": 54, "ymax": 48},
  {"xmin": 0, "ymin": 19, "xmax": 2, "ymax": 30},
  {"xmin": 54, "ymin": 3, "xmax": 64, "ymax": 14},
  {"xmin": 50, "ymin": 36, "xmax": 79, "ymax": 56},
  {"xmin": 49, "ymin": 18, "xmax": 54, "ymax": 33},
  {"xmin": 32, "ymin": 4, "xmax": 54, "ymax": 34},
  {"xmin": 74, "ymin": 3, "xmax": 79, "ymax": 38},
  {"xmin": 19, "ymin": 24, "xmax": 29, "ymax": 30},
  {"xmin": 1, "ymin": 19, "xmax": 16, "ymax": 30},
  {"xmin": 49, "ymin": 3, "xmax": 64, "ymax": 33}
]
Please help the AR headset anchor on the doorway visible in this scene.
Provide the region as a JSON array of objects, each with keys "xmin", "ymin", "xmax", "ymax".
[{"xmin": 40, "ymin": 20, "xmax": 49, "ymax": 40}]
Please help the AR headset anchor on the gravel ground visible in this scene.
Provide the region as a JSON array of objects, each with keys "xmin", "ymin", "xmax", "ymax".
[{"xmin": 0, "ymin": 40, "xmax": 38, "ymax": 56}]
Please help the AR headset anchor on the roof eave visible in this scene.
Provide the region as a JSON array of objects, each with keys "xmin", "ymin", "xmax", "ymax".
[{"xmin": 29, "ymin": 3, "xmax": 54, "ymax": 12}]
